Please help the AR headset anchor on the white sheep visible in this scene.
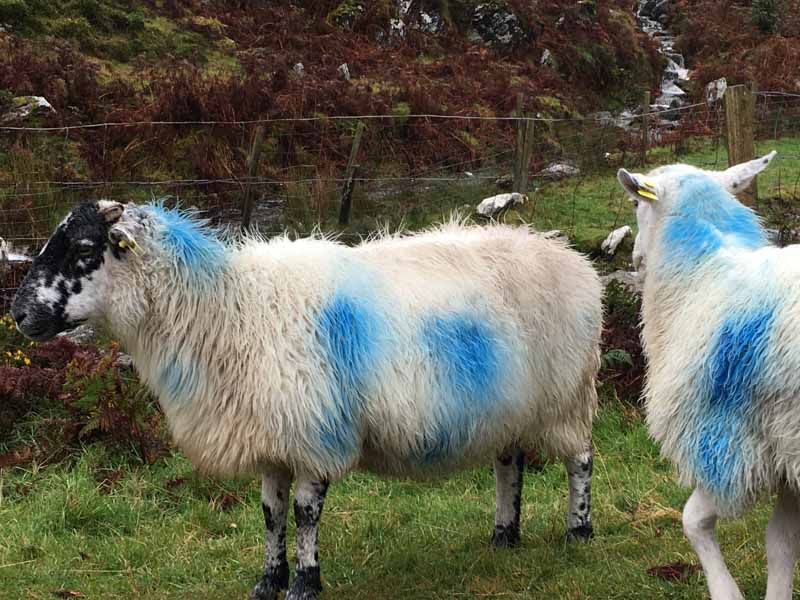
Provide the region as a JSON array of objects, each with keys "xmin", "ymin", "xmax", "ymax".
[
  {"xmin": 11, "ymin": 202, "xmax": 603, "ymax": 599},
  {"xmin": 617, "ymin": 151, "xmax": 800, "ymax": 600}
]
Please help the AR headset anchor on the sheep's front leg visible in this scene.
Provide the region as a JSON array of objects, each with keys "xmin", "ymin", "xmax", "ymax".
[
  {"xmin": 249, "ymin": 471, "xmax": 292, "ymax": 600},
  {"xmin": 683, "ymin": 487, "xmax": 744, "ymax": 600},
  {"xmin": 286, "ymin": 478, "xmax": 329, "ymax": 600},
  {"xmin": 492, "ymin": 449, "xmax": 524, "ymax": 547},
  {"xmin": 766, "ymin": 486, "xmax": 800, "ymax": 600},
  {"xmin": 565, "ymin": 446, "xmax": 594, "ymax": 541}
]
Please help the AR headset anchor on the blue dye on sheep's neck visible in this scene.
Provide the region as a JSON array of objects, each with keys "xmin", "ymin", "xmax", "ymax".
[
  {"xmin": 659, "ymin": 174, "xmax": 768, "ymax": 271},
  {"xmin": 148, "ymin": 203, "xmax": 227, "ymax": 285}
]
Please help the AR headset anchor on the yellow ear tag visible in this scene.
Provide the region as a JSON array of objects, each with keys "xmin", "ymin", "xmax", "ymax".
[
  {"xmin": 118, "ymin": 239, "xmax": 140, "ymax": 256},
  {"xmin": 637, "ymin": 177, "xmax": 658, "ymax": 200}
]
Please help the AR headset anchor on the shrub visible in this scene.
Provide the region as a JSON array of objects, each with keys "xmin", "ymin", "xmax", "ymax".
[
  {"xmin": 0, "ymin": 0, "xmax": 34, "ymax": 30},
  {"xmin": 752, "ymin": 0, "xmax": 785, "ymax": 33}
]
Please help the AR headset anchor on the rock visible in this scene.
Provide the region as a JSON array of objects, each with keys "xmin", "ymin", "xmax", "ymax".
[
  {"xmin": 0, "ymin": 238, "xmax": 30, "ymax": 263},
  {"xmin": 59, "ymin": 323, "xmax": 98, "ymax": 345},
  {"xmin": 541, "ymin": 229, "xmax": 570, "ymax": 243},
  {"xmin": 389, "ymin": 17, "xmax": 405, "ymax": 38},
  {"xmin": 601, "ymin": 270, "xmax": 642, "ymax": 294},
  {"xmin": 705, "ymin": 77, "xmax": 727, "ymax": 105},
  {"xmin": 390, "ymin": 1, "xmax": 445, "ymax": 36},
  {"xmin": 470, "ymin": 2, "xmax": 529, "ymax": 51},
  {"xmin": 641, "ymin": 0, "xmax": 658, "ymax": 17},
  {"xmin": 494, "ymin": 174, "xmax": 514, "ymax": 189},
  {"xmin": 476, "ymin": 192, "xmax": 527, "ymax": 217},
  {"xmin": 2, "ymin": 96, "xmax": 55, "ymax": 122},
  {"xmin": 601, "ymin": 226, "xmax": 632, "ymax": 256},
  {"xmin": 538, "ymin": 161, "xmax": 580, "ymax": 179},
  {"xmin": 115, "ymin": 353, "xmax": 134, "ymax": 370},
  {"xmin": 766, "ymin": 228, "xmax": 781, "ymax": 244},
  {"xmin": 540, "ymin": 48, "xmax": 555, "ymax": 67},
  {"xmin": 292, "ymin": 63, "xmax": 305, "ymax": 78},
  {"xmin": 338, "ymin": 63, "xmax": 351, "ymax": 81}
]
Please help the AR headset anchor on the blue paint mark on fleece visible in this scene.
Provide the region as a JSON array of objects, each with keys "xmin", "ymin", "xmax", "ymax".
[
  {"xmin": 420, "ymin": 315, "xmax": 504, "ymax": 461},
  {"xmin": 316, "ymin": 294, "xmax": 383, "ymax": 461},
  {"xmin": 694, "ymin": 307, "xmax": 775, "ymax": 503},
  {"xmin": 662, "ymin": 174, "xmax": 768, "ymax": 268},
  {"xmin": 158, "ymin": 354, "xmax": 201, "ymax": 406},
  {"xmin": 149, "ymin": 203, "xmax": 226, "ymax": 279}
]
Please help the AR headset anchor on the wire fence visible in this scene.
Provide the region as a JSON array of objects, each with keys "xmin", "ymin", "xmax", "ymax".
[{"xmin": 2, "ymin": 89, "xmax": 800, "ymax": 311}]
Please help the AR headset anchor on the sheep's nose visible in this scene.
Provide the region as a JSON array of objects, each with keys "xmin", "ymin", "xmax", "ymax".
[{"xmin": 11, "ymin": 309, "xmax": 26, "ymax": 326}]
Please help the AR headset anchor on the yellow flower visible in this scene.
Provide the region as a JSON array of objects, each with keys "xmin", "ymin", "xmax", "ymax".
[{"xmin": 23, "ymin": 358, "xmax": 31, "ymax": 366}]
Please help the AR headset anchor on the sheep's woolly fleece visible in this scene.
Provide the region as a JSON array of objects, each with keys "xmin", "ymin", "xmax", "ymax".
[
  {"xmin": 96, "ymin": 204, "xmax": 602, "ymax": 481},
  {"xmin": 638, "ymin": 167, "xmax": 800, "ymax": 516}
]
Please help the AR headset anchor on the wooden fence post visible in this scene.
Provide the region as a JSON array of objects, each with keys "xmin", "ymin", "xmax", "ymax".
[
  {"xmin": 241, "ymin": 125, "xmax": 266, "ymax": 232},
  {"xmin": 724, "ymin": 83, "xmax": 758, "ymax": 206},
  {"xmin": 641, "ymin": 91, "xmax": 650, "ymax": 166},
  {"xmin": 338, "ymin": 120, "xmax": 365, "ymax": 226},
  {"xmin": 513, "ymin": 94, "xmax": 535, "ymax": 195}
]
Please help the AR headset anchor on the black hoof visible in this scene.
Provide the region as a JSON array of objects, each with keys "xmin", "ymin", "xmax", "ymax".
[
  {"xmin": 491, "ymin": 525, "xmax": 521, "ymax": 548},
  {"xmin": 286, "ymin": 567, "xmax": 322, "ymax": 600},
  {"xmin": 249, "ymin": 582, "xmax": 280, "ymax": 600},
  {"xmin": 566, "ymin": 524, "xmax": 594, "ymax": 542},
  {"xmin": 249, "ymin": 565, "xmax": 290, "ymax": 600}
]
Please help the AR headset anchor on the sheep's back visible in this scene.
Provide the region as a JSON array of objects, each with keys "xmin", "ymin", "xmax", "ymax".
[{"xmin": 147, "ymin": 225, "xmax": 602, "ymax": 480}]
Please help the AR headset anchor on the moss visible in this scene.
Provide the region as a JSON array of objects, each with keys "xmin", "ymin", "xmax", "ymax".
[
  {"xmin": 327, "ymin": 0, "xmax": 365, "ymax": 30},
  {"xmin": 458, "ymin": 130, "xmax": 481, "ymax": 148},
  {"xmin": 51, "ymin": 16, "xmax": 94, "ymax": 42}
]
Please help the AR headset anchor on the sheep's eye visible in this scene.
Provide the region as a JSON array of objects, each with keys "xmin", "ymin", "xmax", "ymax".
[
  {"xmin": 632, "ymin": 199, "xmax": 640, "ymax": 208},
  {"xmin": 77, "ymin": 245, "xmax": 94, "ymax": 258}
]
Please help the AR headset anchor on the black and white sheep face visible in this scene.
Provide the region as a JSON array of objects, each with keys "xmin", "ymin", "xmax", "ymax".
[
  {"xmin": 617, "ymin": 151, "xmax": 777, "ymax": 274},
  {"xmin": 10, "ymin": 201, "xmax": 124, "ymax": 341}
]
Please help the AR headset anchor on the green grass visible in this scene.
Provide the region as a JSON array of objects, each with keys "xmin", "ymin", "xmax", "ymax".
[{"xmin": 0, "ymin": 403, "xmax": 783, "ymax": 599}]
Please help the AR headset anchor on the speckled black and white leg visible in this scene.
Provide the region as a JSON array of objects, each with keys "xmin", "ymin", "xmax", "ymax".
[
  {"xmin": 564, "ymin": 446, "xmax": 593, "ymax": 541},
  {"xmin": 491, "ymin": 449, "xmax": 524, "ymax": 548},
  {"xmin": 249, "ymin": 471, "xmax": 292, "ymax": 600},
  {"xmin": 286, "ymin": 478, "xmax": 329, "ymax": 600}
]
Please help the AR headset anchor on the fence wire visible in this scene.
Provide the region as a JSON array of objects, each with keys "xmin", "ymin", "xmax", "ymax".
[{"xmin": 1, "ymin": 91, "xmax": 799, "ymax": 311}]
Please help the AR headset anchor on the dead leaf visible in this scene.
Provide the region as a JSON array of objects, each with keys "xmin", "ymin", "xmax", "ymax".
[
  {"xmin": 51, "ymin": 590, "xmax": 85, "ymax": 598},
  {"xmin": 214, "ymin": 492, "xmax": 243, "ymax": 512},
  {"xmin": 647, "ymin": 562, "xmax": 700, "ymax": 582},
  {"xmin": 96, "ymin": 469, "xmax": 124, "ymax": 494},
  {"xmin": 165, "ymin": 477, "xmax": 186, "ymax": 490}
]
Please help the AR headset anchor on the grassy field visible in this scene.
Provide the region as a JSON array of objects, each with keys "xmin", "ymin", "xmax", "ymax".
[{"xmin": 0, "ymin": 402, "xmax": 782, "ymax": 599}]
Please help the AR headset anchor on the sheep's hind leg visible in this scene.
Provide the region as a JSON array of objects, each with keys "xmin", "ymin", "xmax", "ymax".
[
  {"xmin": 766, "ymin": 486, "xmax": 800, "ymax": 600},
  {"xmin": 565, "ymin": 446, "xmax": 593, "ymax": 541},
  {"xmin": 492, "ymin": 449, "xmax": 524, "ymax": 547},
  {"xmin": 249, "ymin": 471, "xmax": 292, "ymax": 600},
  {"xmin": 286, "ymin": 478, "xmax": 329, "ymax": 600},
  {"xmin": 683, "ymin": 487, "xmax": 744, "ymax": 600}
]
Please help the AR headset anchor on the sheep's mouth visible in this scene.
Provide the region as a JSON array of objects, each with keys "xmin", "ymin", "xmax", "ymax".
[{"xmin": 19, "ymin": 323, "xmax": 59, "ymax": 342}]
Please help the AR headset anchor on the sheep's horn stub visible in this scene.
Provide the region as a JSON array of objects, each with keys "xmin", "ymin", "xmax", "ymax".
[{"xmin": 97, "ymin": 200, "xmax": 125, "ymax": 223}]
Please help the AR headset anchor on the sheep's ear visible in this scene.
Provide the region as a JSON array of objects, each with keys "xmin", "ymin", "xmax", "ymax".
[
  {"xmin": 97, "ymin": 200, "xmax": 125, "ymax": 223},
  {"xmin": 713, "ymin": 151, "xmax": 777, "ymax": 194},
  {"xmin": 108, "ymin": 224, "xmax": 139, "ymax": 255},
  {"xmin": 617, "ymin": 169, "xmax": 658, "ymax": 202}
]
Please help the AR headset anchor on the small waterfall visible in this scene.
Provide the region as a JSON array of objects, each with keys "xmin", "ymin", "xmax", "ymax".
[{"xmin": 637, "ymin": 0, "xmax": 691, "ymax": 129}]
